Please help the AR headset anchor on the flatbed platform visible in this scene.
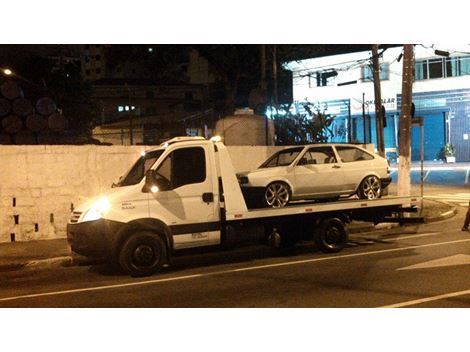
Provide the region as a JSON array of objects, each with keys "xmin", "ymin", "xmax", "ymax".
[{"xmin": 226, "ymin": 196, "xmax": 419, "ymax": 221}]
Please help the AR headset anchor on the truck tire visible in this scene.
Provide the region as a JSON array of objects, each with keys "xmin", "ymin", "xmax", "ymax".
[
  {"xmin": 314, "ymin": 217, "xmax": 348, "ymax": 253},
  {"xmin": 119, "ymin": 231, "xmax": 167, "ymax": 277}
]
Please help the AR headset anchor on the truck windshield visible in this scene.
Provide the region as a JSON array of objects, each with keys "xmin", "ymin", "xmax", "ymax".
[
  {"xmin": 117, "ymin": 150, "xmax": 164, "ymax": 187},
  {"xmin": 259, "ymin": 147, "xmax": 303, "ymax": 168}
]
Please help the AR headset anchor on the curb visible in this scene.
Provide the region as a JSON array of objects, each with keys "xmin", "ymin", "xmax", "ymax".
[
  {"xmin": 24, "ymin": 256, "xmax": 73, "ymax": 269},
  {"xmin": 423, "ymin": 200, "xmax": 458, "ymax": 223}
]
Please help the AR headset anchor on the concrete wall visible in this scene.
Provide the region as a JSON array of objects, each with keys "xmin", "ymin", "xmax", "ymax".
[{"xmin": 0, "ymin": 145, "xmax": 285, "ymax": 243}]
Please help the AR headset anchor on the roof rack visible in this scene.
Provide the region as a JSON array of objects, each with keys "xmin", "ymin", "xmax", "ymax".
[{"xmin": 159, "ymin": 136, "xmax": 206, "ymax": 147}]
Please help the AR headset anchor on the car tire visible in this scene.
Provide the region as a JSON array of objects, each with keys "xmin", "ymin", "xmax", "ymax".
[
  {"xmin": 264, "ymin": 182, "xmax": 291, "ymax": 208},
  {"xmin": 314, "ymin": 217, "xmax": 348, "ymax": 253},
  {"xmin": 357, "ymin": 175, "xmax": 382, "ymax": 200},
  {"xmin": 119, "ymin": 231, "xmax": 166, "ymax": 277}
]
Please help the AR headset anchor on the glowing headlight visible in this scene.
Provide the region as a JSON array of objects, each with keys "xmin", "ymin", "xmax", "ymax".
[{"xmin": 82, "ymin": 197, "xmax": 111, "ymax": 222}]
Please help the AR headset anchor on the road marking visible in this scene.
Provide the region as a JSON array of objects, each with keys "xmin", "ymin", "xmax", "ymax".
[
  {"xmin": 382, "ymin": 232, "xmax": 441, "ymax": 241},
  {"xmin": 397, "ymin": 254, "xmax": 470, "ymax": 271},
  {"xmin": 380, "ymin": 289, "xmax": 470, "ymax": 308},
  {"xmin": 1, "ymin": 238, "xmax": 470, "ymax": 303}
]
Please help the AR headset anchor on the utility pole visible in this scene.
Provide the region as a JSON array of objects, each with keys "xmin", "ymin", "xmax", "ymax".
[
  {"xmin": 272, "ymin": 44, "xmax": 278, "ymax": 107},
  {"xmin": 397, "ymin": 44, "xmax": 414, "ymax": 197},
  {"xmin": 372, "ymin": 44, "xmax": 385, "ymax": 156},
  {"xmin": 261, "ymin": 44, "xmax": 268, "ymax": 145}
]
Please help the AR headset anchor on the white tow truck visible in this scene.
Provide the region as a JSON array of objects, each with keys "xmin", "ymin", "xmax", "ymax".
[{"xmin": 67, "ymin": 136, "xmax": 421, "ymax": 277}]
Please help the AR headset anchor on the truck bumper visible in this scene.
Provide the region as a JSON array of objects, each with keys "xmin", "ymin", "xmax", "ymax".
[{"xmin": 67, "ymin": 219, "xmax": 124, "ymax": 260}]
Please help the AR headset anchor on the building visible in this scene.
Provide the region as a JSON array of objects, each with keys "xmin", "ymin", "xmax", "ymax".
[
  {"xmin": 285, "ymin": 45, "xmax": 470, "ymax": 162},
  {"xmin": 87, "ymin": 46, "xmax": 220, "ymax": 145},
  {"xmin": 80, "ymin": 44, "xmax": 108, "ymax": 81},
  {"xmin": 91, "ymin": 79, "xmax": 213, "ymax": 145}
]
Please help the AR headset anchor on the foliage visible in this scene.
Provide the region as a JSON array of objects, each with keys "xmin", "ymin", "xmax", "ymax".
[
  {"xmin": 443, "ymin": 143, "xmax": 455, "ymax": 157},
  {"xmin": 271, "ymin": 102, "xmax": 336, "ymax": 145}
]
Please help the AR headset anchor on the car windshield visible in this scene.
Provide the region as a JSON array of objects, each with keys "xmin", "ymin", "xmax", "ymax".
[
  {"xmin": 117, "ymin": 150, "xmax": 164, "ymax": 187},
  {"xmin": 259, "ymin": 147, "xmax": 303, "ymax": 168}
]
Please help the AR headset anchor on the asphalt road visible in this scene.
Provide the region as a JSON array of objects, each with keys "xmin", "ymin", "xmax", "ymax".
[{"xmin": 0, "ymin": 200, "xmax": 469, "ymax": 308}]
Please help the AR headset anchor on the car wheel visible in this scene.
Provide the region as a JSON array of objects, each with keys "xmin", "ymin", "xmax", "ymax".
[
  {"xmin": 119, "ymin": 231, "xmax": 166, "ymax": 277},
  {"xmin": 264, "ymin": 182, "xmax": 291, "ymax": 208},
  {"xmin": 357, "ymin": 175, "xmax": 381, "ymax": 200}
]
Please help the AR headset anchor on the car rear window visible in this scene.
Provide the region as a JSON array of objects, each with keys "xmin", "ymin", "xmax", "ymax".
[{"xmin": 336, "ymin": 146, "xmax": 374, "ymax": 162}]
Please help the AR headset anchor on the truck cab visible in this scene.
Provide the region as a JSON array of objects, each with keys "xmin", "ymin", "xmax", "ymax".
[{"xmin": 68, "ymin": 137, "xmax": 239, "ymax": 276}]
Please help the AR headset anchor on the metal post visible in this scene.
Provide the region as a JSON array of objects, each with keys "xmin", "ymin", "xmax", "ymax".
[
  {"xmin": 420, "ymin": 122, "xmax": 424, "ymax": 214},
  {"xmin": 362, "ymin": 93, "xmax": 366, "ymax": 143},
  {"xmin": 347, "ymin": 100, "xmax": 352, "ymax": 142}
]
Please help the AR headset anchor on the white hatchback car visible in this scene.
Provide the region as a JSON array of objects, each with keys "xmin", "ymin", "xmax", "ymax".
[{"xmin": 238, "ymin": 144, "xmax": 391, "ymax": 208}]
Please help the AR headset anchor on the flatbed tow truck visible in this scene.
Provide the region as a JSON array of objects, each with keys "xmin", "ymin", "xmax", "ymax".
[{"xmin": 67, "ymin": 136, "xmax": 422, "ymax": 277}]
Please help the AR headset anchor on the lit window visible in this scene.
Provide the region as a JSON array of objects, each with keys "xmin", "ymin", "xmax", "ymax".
[
  {"xmin": 415, "ymin": 61, "xmax": 428, "ymax": 80},
  {"xmin": 362, "ymin": 63, "xmax": 389, "ymax": 81},
  {"xmin": 315, "ymin": 71, "xmax": 337, "ymax": 87},
  {"xmin": 118, "ymin": 106, "xmax": 124, "ymax": 112}
]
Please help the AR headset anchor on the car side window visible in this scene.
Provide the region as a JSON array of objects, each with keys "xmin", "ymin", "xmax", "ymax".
[
  {"xmin": 155, "ymin": 147, "xmax": 206, "ymax": 190},
  {"xmin": 306, "ymin": 147, "xmax": 337, "ymax": 164},
  {"xmin": 298, "ymin": 151, "xmax": 315, "ymax": 165},
  {"xmin": 336, "ymin": 146, "xmax": 374, "ymax": 162}
]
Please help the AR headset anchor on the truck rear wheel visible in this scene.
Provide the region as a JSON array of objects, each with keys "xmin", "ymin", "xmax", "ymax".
[
  {"xmin": 119, "ymin": 231, "xmax": 167, "ymax": 277},
  {"xmin": 314, "ymin": 218, "xmax": 348, "ymax": 253}
]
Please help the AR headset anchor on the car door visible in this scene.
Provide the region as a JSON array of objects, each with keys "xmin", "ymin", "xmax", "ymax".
[
  {"xmin": 294, "ymin": 146, "xmax": 345, "ymax": 196},
  {"xmin": 148, "ymin": 145, "xmax": 220, "ymax": 249},
  {"xmin": 335, "ymin": 145, "xmax": 375, "ymax": 192}
]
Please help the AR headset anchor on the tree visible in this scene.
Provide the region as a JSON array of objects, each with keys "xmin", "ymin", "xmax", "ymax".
[{"xmin": 272, "ymin": 102, "xmax": 335, "ymax": 145}]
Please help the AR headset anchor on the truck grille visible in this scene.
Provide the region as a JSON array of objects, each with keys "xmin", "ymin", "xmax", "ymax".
[{"xmin": 70, "ymin": 212, "xmax": 82, "ymax": 223}]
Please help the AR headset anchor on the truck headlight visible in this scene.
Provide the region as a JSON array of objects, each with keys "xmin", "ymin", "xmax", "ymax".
[{"xmin": 82, "ymin": 197, "xmax": 111, "ymax": 222}]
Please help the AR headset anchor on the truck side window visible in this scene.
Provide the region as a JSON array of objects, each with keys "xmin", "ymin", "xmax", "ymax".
[{"xmin": 156, "ymin": 147, "xmax": 206, "ymax": 190}]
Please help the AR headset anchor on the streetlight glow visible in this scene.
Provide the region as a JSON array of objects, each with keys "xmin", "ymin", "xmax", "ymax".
[{"xmin": 3, "ymin": 68, "xmax": 13, "ymax": 76}]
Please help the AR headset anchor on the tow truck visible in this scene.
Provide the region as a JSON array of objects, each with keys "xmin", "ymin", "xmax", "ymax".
[{"xmin": 67, "ymin": 136, "xmax": 422, "ymax": 277}]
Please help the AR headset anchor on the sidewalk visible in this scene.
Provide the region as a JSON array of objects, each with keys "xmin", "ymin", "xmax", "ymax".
[
  {"xmin": 389, "ymin": 161, "xmax": 470, "ymax": 186},
  {"xmin": 0, "ymin": 199, "xmax": 457, "ymax": 273}
]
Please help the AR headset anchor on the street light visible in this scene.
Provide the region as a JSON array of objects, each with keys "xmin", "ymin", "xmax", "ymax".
[{"xmin": 2, "ymin": 68, "xmax": 13, "ymax": 76}]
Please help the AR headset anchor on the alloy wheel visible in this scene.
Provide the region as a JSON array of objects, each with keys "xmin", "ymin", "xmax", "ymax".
[
  {"xmin": 265, "ymin": 183, "xmax": 290, "ymax": 208},
  {"xmin": 362, "ymin": 176, "xmax": 381, "ymax": 200}
]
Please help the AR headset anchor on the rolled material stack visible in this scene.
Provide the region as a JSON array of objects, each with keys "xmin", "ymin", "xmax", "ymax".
[{"xmin": 0, "ymin": 80, "xmax": 68, "ymax": 145}]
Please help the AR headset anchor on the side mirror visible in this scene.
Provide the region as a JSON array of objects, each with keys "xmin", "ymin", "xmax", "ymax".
[
  {"xmin": 111, "ymin": 176, "xmax": 123, "ymax": 188},
  {"xmin": 143, "ymin": 169, "xmax": 158, "ymax": 193}
]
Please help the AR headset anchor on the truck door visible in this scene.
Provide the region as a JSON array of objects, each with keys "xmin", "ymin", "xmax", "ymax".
[{"xmin": 149, "ymin": 145, "xmax": 220, "ymax": 249}]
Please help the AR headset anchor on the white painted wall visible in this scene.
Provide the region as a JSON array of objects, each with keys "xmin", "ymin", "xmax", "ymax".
[{"xmin": 0, "ymin": 145, "xmax": 285, "ymax": 243}]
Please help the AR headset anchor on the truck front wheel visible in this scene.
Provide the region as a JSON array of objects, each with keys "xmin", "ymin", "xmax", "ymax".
[
  {"xmin": 314, "ymin": 218, "xmax": 348, "ymax": 253},
  {"xmin": 119, "ymin": 231, "xmax": 167, "ymax": 277}
]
